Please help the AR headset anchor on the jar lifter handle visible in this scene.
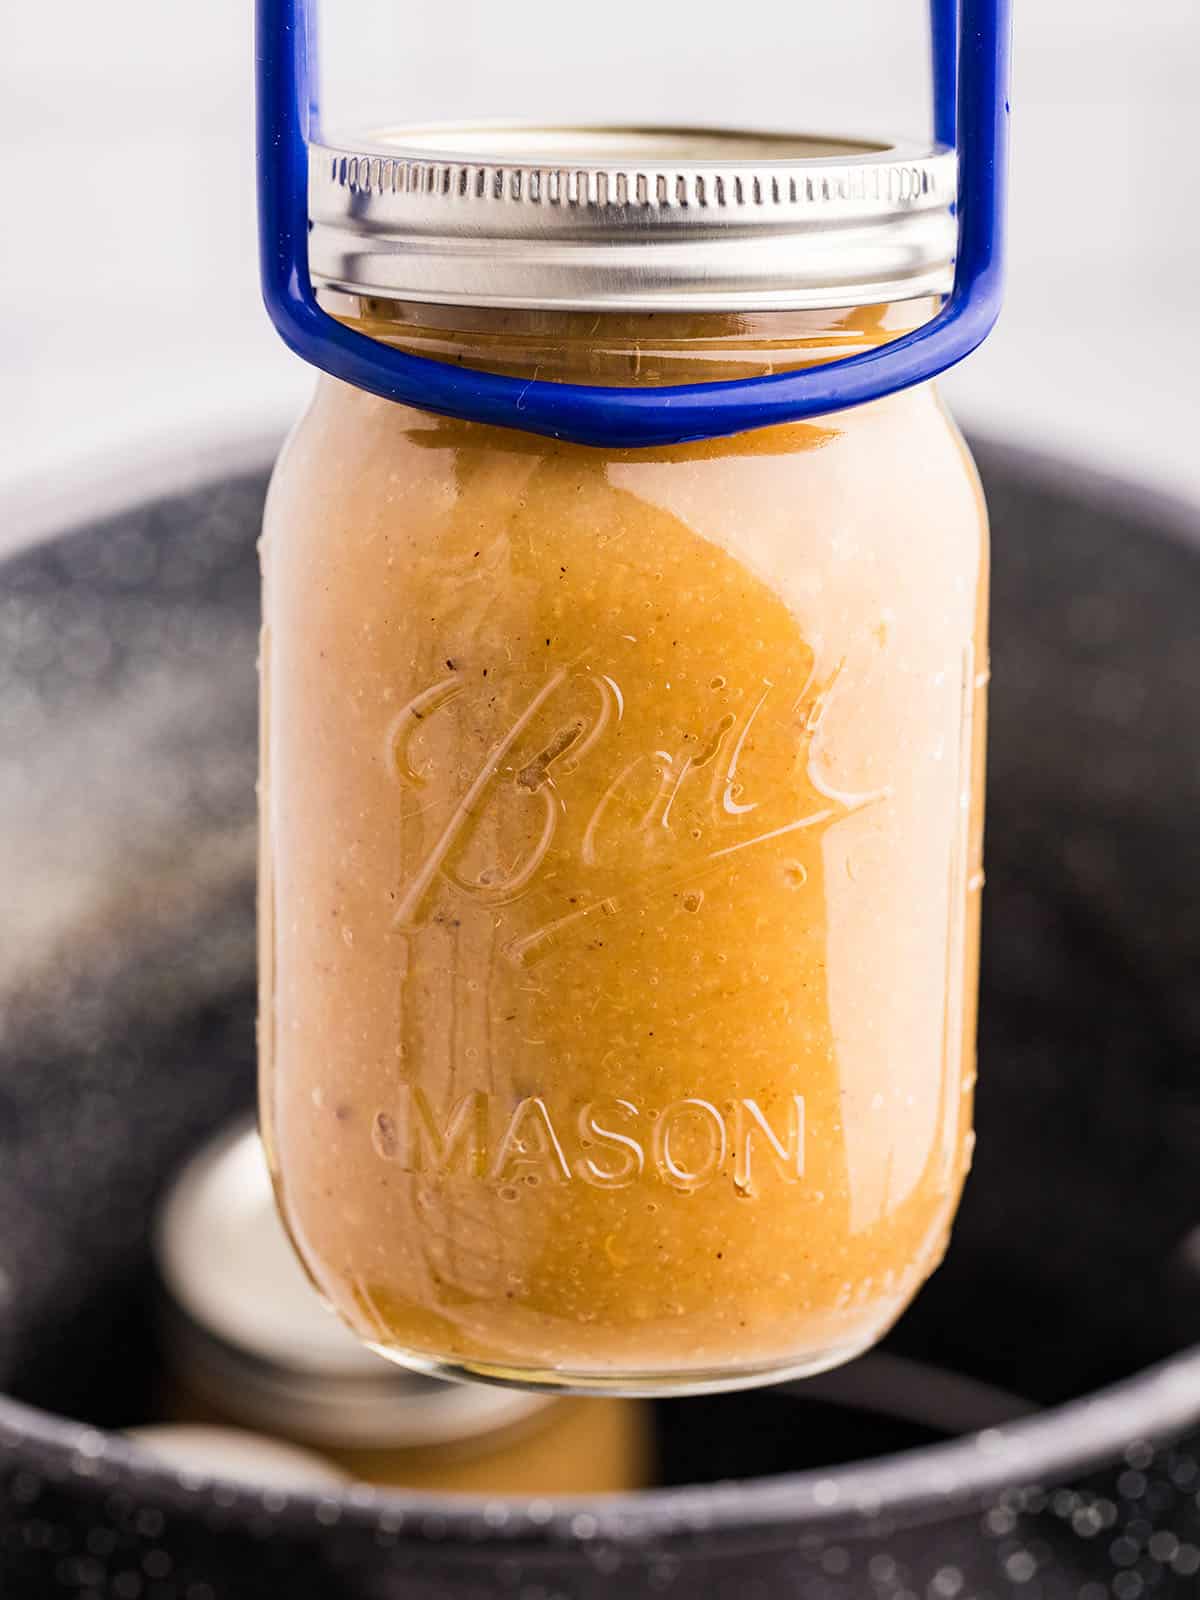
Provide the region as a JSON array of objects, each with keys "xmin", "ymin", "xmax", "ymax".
[{"xmin": 256, "ymin": 0, "xmax": 1010, "ymax": 448}]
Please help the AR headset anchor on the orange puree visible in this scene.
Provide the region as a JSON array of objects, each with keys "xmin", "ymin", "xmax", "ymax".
[
  {"xmin": 259, "ymin": 302, "xmax": 988, "ymax": 1392},
  {"xmin": 323, "ymin": 1398, "xmax": 651, "ymax": 1495}
]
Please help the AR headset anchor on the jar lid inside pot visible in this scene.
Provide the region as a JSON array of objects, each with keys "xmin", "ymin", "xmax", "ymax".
[
  {"xmin": 307, "ymin": 123, "xmax": 957, "ymax": 313},
  {"xmin": 154, "ymin": 1120, "xmax": 551, "ymax": 1449}
]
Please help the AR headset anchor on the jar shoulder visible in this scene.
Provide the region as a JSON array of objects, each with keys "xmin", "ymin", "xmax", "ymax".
[{"xmin": 263, "ymin": 378, "xmax": 986, "ymax": 592}]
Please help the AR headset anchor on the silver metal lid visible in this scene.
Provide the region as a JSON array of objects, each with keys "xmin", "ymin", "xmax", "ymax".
[
  {"xmin": 126, "ymin": 1425, "xmax": 351, "ymax": 1490},
  {"xmin": 155, "ymin": 1121, "xmax": 550, "ymax": 1449},
  {"xmin": 308, "ymin": 124, "xmax": 957, "ymax": 313}
]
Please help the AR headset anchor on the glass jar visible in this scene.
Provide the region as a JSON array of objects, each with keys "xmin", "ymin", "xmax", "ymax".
[
  {"xmin": 152, "ymin": 1121, "xmax": 651, "ymax": 1491},
  {"xmin": 259, "ymin": 128, "xmax": 988, "ymax": 1394}
]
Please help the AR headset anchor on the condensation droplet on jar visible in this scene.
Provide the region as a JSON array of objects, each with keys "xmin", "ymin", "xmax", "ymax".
[{"xmin": 371, "ymin": 1111, "xmax": 398, "ymax": 1161}]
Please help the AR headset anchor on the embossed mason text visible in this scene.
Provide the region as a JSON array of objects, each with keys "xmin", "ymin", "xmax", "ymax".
[{"xmin": 371, "ymin": 1087, "xmax": 806, "ymax": 1194}]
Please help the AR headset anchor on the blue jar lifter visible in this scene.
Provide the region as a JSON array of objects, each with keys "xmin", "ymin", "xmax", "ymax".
[{"xmin": 256, "ymin": 0, "xmax": 1011, "ymax": 449}]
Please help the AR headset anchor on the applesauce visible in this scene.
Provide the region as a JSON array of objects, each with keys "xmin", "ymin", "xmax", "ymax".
[{"xmin": 260, "ymin": 290, "xmax": 988, "ymax": 1392}]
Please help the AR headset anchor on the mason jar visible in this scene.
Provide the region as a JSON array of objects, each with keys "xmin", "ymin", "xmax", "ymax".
[
  {"xmin": 259, "ymin": 127, "xmax": 988, "ymax": 1393},
  {"xmin": 150, "ymin": 1121, "xmax": 650, "ymax": 1490}
]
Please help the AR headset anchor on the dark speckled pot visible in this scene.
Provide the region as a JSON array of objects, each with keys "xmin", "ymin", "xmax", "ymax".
[{"xmin": 1, "ymin": 439, "xmax": 1198, "ymax": 1599}]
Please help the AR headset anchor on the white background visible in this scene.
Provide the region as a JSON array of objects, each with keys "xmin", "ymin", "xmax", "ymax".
[{"xmin": 3, "ymin": 2, "xmax": 1199, "ymax": 547}]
